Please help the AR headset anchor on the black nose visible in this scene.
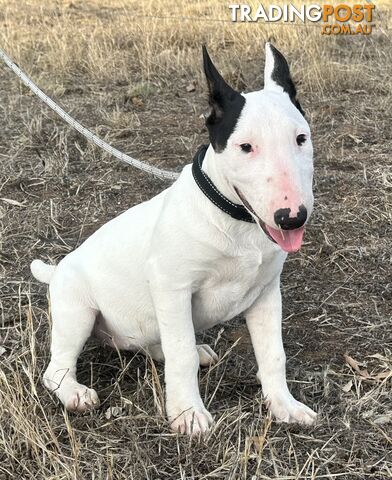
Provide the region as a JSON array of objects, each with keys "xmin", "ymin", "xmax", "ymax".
[{"xmin": 274, "ymin": 205, "xmax": 307, "ymax": 230}]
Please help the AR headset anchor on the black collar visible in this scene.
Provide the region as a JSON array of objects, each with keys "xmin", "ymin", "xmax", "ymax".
[{"xmin": 192, "ymin": 145, "xmax": 256, "ymax": 223}]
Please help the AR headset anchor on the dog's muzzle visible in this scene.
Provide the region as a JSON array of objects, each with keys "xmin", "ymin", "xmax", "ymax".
[{"xmin": 234, "ymin": 188, "xmax": 306, "ymax": 253}]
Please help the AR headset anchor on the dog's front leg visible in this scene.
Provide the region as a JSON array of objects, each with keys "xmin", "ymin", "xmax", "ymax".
[
  {"xmin": 152, "ymin": 287, "xmax": 213, "ymax": 435},
  {"xmin": 246, "ymin": 277, "xmax": 317, "ymax": 425}
]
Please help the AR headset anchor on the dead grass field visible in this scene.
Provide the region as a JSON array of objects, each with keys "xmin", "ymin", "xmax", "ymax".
[{"xmin": 0, "ymin": 1, "xmax": 391, "ymax": 479}]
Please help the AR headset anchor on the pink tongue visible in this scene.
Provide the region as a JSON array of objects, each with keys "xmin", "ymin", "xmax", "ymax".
[{"xmin": 265, "ymin": 225, "xmax": 305, "ymax": 253}]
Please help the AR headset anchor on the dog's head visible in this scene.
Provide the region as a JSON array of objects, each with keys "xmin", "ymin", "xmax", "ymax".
[{"xmin": 203, "ymin": 43, "xmax": 314, "ymax": 253}]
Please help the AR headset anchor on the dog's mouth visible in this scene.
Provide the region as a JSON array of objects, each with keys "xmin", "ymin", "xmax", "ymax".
[{"xmin": 234, "ymin": 187, "xmax": 305, "ymax": 253}]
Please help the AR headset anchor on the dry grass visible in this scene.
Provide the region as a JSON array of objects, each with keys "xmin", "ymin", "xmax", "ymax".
[{"xmin": 0, "ymin": 1, "xmax": 391, "ymax": 479}]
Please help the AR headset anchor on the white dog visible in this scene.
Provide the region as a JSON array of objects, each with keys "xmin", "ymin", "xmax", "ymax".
[{"xmin": 31, "ymin": 43, "xmax": 316, "ymax": 435}]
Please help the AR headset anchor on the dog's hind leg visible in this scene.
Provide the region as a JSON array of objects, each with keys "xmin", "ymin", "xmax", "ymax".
[
  {"xmin": 146, "ymin": 343, "xmax": 219, "ymax": 367},
  {"xmin": 44, "ymin": 273, "xmax": 99, "ymax": 413}
]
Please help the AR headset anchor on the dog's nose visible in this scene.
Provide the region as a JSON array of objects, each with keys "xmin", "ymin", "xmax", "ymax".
[{"xmin": 274, "ymin": 205, "xmax": 307, "ymax": 230}]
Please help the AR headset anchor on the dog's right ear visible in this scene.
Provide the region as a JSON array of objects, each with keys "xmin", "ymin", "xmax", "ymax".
[
  {"xmin": 202, "ymin": 46, "xmax": 245, "ymax": 152},
  {"xmin": 264, "ymin": 42, "xmax": 304, "ymax": 116}
]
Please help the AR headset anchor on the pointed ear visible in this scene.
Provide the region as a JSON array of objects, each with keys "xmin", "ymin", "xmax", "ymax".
[
  {"xmin": 202, "ymin": 46, "xmax": 245, "ymax": 152},
  {"xmin": 264, "ymin": 42, "xmax": 304, "ymax": 116}
]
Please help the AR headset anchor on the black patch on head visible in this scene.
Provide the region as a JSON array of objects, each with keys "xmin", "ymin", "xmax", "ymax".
[
  {"xmin": 202, "ymin": 46, "xmax": 245, "ymax": 152},
  {"xmin": 269, "ymin": 44, "xmax": 304, "ymax": 116}
]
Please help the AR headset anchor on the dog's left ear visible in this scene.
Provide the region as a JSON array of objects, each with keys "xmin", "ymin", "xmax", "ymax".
[
  {"xmin": 202, "ymin": 45, "xmax": 245, "ymax": 152},
  {"xmin": 264, "ymin": 42, "xmax": 304, "ymax": 116}
]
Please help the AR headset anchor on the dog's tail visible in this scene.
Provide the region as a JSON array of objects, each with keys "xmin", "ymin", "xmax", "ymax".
[{"xmin": 30, "ymin": 259, "xmax": 56, "ymax": 284}]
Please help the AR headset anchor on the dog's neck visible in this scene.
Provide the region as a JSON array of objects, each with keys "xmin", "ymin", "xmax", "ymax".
[{"xmin": 200, "ymin": 145, "xmax": 239, "ymax": 205}]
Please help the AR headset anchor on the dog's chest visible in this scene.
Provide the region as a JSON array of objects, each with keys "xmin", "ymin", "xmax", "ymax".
[{"xmin": 192, "ymin": 247, "xmax": 281, "ymax": 328}]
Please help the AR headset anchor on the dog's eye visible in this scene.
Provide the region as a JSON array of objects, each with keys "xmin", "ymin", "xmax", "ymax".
[
  {"xmin": 296, "ymin": 134, "xmax": 307, "ymax": 146},
  {"xmin": 240, "ymin": 143, "xmax": 252, "ymax": 153}
]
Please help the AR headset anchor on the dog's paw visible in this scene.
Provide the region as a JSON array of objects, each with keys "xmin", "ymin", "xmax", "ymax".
[
  {"xmin": 197, "ymin": 344, "xmax": 219, "ymax": 367},
  {"xmin": 61, "ymin": 385, "xmax": 100, "ymax": 413},
  {"xmin": 266, "ymin": 393, "xmax": 317, "ymax": 426},
  {"xmin": 169, "ymin": 405, "xmax": 213, "ymax": 435}
]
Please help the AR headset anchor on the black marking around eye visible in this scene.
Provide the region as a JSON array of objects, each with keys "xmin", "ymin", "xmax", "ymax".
[{"xmin": 269, "ymin": 44, "xmax": 304, "ymax": 117}]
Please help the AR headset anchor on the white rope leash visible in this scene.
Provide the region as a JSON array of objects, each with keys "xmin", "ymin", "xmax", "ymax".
[{"xmin": 0, "ymin": 48, "xmax": 180, "ymax": 181}]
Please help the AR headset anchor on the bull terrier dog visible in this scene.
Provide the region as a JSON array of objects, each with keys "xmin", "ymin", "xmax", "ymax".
[{"xmin": 31, "ymin": 43, "xmax": 316, "ymax": 435}]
